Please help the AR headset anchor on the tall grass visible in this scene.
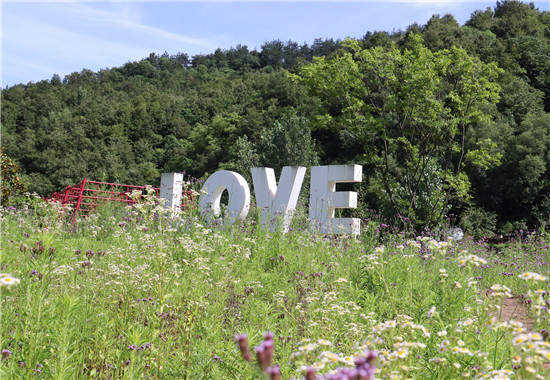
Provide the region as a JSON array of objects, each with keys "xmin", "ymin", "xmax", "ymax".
[{"xmin": 1, "ymin": 194, "xmax": 549, "ymax": 379}]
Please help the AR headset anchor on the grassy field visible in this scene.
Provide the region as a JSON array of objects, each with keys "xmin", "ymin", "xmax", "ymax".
[{"xmin": 1, "ymin": 195, "xmax": 549, "ymax": 379}]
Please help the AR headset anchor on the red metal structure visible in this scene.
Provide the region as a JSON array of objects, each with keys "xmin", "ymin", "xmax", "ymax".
[{"xmin": 46, "ymin": 178, "xmax": 193, "ymax": 224}]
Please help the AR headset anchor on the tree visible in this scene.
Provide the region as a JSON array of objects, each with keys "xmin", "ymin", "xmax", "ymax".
[
  {"xmin": 422, "ymin": 14, "xmax": 461, "ymax": 51},
  {"xmin": 1, "ymin": 148, "xmax": 27, "ymax": 206},
  {"xmin": 260, "ymin": 40, "xmax": 285, "ymax": 69},
  {"xmin": 297, "ymin": 34, "xmax": 502, "ymax": 227},
  {"xmin": 488, "ymin": 111, "xmax": 550, "ymax": 225},
  {"xmin": 227, "ymin": 114, "xmax": 319, "ymax": 202}
]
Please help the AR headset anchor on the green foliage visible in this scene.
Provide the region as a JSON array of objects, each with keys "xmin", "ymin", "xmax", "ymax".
[
  {"xmin": 459, "ymin": 206, "xmax": 498, "ymax": 239},
  {"xmin": 297, "ymin": 34, "xmax": 502, "ymax": 227},
  {"xmin": 470, "ymin": 111, "xmax": 550, "ymax": 228},
  {"xmin": 230, "ymin": 114, "xmax": 319, "ymax": 177},
  {"xmin": 465, "ymin": 138, "xmax": 502, "ymax": 170},
  {"xmin": 1, "ymin": 148, "xmax": 27, "ymax": 206}
]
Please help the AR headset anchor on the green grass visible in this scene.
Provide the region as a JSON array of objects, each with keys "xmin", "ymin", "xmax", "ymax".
[{"xmin": 1, "ymin": 195, "xmax": 549, "ymax": 379}]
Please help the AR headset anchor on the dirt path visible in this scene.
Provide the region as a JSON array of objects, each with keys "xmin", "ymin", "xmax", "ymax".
[
  {"xmin": 499, "ymin": 298, "xmax": 534, "ymax": 331},
  {"xmin": 497, "ymin": 297, "xmax": 550, "ymax": 373}
]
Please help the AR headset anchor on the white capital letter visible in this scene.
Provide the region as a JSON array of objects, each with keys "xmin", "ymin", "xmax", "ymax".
[
  {"xmin": 310, "ymin": 164, "xmax": 362, "ymax": 235},
  {"xmin": 251, "ymin": 166, "xmax": 306, "ymax": 233},
  {"xmin": 199, "ymin": 171, "xmax": 250, "ymax": 226}
]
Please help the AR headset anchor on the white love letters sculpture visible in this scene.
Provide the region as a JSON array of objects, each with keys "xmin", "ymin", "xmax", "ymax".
[{"xmin": 161, "ymin": 164, "xmax": 362, "ymax": 234}]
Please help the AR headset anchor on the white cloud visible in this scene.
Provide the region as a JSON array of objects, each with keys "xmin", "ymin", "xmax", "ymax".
[
  {"xmin": 66, "ymin": 2, "xmax": 215, "ymax": 48},
  {"xmin": 2, "ymin": 1, "xmax": 217, "ymax": 86}
]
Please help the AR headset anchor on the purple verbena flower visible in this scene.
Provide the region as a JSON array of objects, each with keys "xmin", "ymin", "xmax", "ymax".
[
  {"xmin": 235, "ymin": 334, "xmax": 251, "ymax": 362},
  {"xmin": 266, "ymin": 365, "xmax": 280, "ymax": 380}
]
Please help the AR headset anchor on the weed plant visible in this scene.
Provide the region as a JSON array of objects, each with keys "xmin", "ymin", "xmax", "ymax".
[{"xmin": 1, "ymin": 194, "xmax": 550, "ymax": 379}]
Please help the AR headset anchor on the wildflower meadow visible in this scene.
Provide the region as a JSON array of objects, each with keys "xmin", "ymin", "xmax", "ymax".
[{"xmin": 1, "ymin": 194, "xmax": 550, "ymax": 379}]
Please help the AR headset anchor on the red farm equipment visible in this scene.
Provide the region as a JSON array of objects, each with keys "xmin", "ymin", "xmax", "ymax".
[{"xmin": 45, "ymin": 178, "xmax": 194, "ymax": 224}]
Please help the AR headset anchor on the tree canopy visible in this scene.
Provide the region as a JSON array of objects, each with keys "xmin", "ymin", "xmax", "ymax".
[{"xmin": 296, "ymin": 34, "xmax": 503, "ymax": 227}]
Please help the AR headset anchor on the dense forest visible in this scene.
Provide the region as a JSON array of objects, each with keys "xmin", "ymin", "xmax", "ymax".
[{"xmin": 2, "ymin": 1, "xmax": 549, "ymax": 234}]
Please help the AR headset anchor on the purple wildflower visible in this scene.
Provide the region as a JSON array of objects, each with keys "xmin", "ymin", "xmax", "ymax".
[
  {"xmin": 266, "ymin": 365, "xmax": 281, "ymax": 380},
  {"xmin": 235, "ymin": 334, "xmax": 251, "ymax": 362},
  {"xmin": 255, "ymin": 340, "xmax": 273, "ymax": 371},
  {"xmin": 305, "ymin": 367, "xmax": 316, "ymax": 380}
]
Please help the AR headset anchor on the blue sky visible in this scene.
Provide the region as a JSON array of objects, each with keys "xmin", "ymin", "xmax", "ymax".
[{"xmin": 2, "ymin": 1, "xmax": 549, "ymax": 88}]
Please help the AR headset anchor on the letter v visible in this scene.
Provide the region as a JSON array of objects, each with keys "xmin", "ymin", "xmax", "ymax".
[{"xmin": 251, "ymin": 166, "xmax": 306, "ymax": 233}]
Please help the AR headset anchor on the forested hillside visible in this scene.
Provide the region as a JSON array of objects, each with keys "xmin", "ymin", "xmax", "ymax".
[{"xmin": 2, "ymin": 1, "xmax": 549, "ymax": 233}]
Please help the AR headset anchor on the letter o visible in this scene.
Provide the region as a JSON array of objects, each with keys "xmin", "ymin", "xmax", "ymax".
[{"xmin": 199, "ymin": 170, "xmax": 250, "ymax": 226}]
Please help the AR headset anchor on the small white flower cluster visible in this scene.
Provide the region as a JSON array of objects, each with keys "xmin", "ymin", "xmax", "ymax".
[
  {"xmin": 457, "ymin": 253, "xmax": 487, "ymax": 267},
  {"xmin": 518, "ymin": 272, "xmax": 547, "ymax": 282},
  {"xmin": 406, "ymin": 239, "xmax": 421, "ymax": 249},
  {"xmin": 475, "ymin": 369, "xmax": 514, "ymax": 379},
  {"xmin": 293, "ymin": 340, "xmax": 374, "ymax": 374},
  {"xmin": 489, "ymin": 284, "xmax": 513, "ymax": 298},
  {"xmin": 426, "ymin": 239, "xmax": 451, "ymax": 255},
  {"xmin": 487, "ymin": 317, "xmax": 525, "ymax": 333},
  {"xmin": 483, "ymin": 311, "xmax": 550, "ymax": 378},
  {"xmin": 273, "ymin": 290, "xmax": 287, "ymax": 306}
]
